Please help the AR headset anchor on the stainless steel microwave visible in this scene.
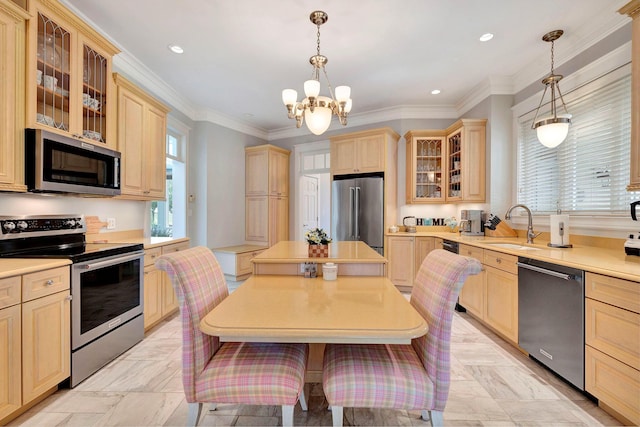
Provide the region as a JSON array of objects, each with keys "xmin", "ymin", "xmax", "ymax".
[{"xmin": 25, "ymin": 129, "xmax": 121, "ymax": 196}]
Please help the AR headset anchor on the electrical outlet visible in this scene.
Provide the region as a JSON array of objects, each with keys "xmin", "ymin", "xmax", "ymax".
[{"xmin": 107, "ymin": 218, "xmax": 116, "ymax": 229}]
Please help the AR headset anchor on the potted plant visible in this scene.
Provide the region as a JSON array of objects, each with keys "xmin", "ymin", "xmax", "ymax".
[{"xmin": 305, "ymin": 228, "xmax": 332, "ymax": 257}]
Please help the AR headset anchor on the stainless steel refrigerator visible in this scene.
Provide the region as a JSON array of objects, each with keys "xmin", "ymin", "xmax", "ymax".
[{"xmin": 331, "ymin": 175, "xmax": 384, "ymax": 254}]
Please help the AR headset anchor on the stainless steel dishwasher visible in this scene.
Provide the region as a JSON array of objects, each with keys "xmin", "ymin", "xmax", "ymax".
[{"xmin": 517, "ymin": 257, "xmax": 585, "ymax": 390}]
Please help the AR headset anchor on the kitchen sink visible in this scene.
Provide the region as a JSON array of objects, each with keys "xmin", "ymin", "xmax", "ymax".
[{"xmin": 483, "ymin": 242, "xmax": 541, "ymax": 251}]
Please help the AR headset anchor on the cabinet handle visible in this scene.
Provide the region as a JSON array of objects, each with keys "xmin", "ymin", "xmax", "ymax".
[
  {"xmin": 65, "ymin": 295, "xmax": 73, "ymax": 301},
  {"xmin": 45, "ymin": 279, "xmax": 54, "ymax": 286},
  {"xmin": 496, "ymin": 258, "xmax": 502, "ymax": 264}
]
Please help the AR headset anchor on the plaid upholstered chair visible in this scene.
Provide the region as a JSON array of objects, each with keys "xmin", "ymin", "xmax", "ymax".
[
  {"xmin": 322, "ymin": 249, "xmax": 481, "ymax": 427},
  {"xmin": 156, "ymin": 246, "xmax": 308, "ymax": 427}
]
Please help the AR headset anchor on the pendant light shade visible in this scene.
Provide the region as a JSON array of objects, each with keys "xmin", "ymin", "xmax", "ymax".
[{"xmin": 534, "ymin": 114, "xmax": 572, "ymax": 148}]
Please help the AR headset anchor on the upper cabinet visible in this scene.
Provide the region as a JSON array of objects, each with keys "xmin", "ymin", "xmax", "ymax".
[
  {"xmin": 405, "ymin": 119, "xmax": 486, "ymax": 204},
  {"xmin": 26, "ymin": 0, "xmax": 118, "ymax": 149},
  {"xmin": 330, "ymin": 128, "xmax": 398, "ymax": 175},
  {"xmin": 619, "ymin": 1, "xmax": 640, "ymax": 191},
  {"xmin": 114, "ymin": 73, "xmax": 170, "ymax": 200},
  {"xmin": 0, "ymin": 1, "xmax": 28, "ymax": 192}
]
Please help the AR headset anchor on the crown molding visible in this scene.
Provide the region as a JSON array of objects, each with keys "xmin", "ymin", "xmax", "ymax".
[{"xmin": 456, "ymin": 76, "xmax": 514, "ymax": 116}]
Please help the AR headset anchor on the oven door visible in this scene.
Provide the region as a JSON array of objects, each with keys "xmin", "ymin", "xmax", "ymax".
[{"xmin": 71, "ymin": 251, "xmax": 144, "ymax": 350}]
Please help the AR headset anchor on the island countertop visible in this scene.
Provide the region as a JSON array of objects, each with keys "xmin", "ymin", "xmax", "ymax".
[{"xmin": 251, "ymin": 241, "xmax": 387, "ymax": 276}]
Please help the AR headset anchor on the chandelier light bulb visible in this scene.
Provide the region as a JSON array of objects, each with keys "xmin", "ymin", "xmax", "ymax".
[
  {"xmin": 335, "ymin": 86, "xmax": 351, "ymax": 103},
  {"xmin": 305, "ymin": 105, "xmax": 332, "ymax": 135},
  {"xmin": 344, "ymin": 98, "xmax": 353, "ymax": 113},
  {"xmin": 304, "ymin": 80, "xmax": 320, "ymax": 98},
  {"xmin": 282, "ymin": 89, "xmax": 297, "ymax": 106}
]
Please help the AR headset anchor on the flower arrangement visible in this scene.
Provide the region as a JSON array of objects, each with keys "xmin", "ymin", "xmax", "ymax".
[{"xmin": 305, "ymin": 228, "xmax": 332, "ymax": 245}]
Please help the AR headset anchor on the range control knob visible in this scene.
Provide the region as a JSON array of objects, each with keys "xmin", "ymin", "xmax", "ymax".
[
  {"xmin": 65, "ymin": 219, "xmax": 76, "ymax": 228},
  {"xmin": 17, "ymin": 221, "xmax": 28, "ymax": 230},
  {"xmin": 3, "ymin": 222, "xmax": 16, "ymax": 231}
]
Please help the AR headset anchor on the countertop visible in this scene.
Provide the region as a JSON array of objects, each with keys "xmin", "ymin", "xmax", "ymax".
[
  {"xmin": 387, "ymin": 231, "xmax": 640, "ymax": 282},
  {"xmin": 87, "ymin": 236, "xmax": 190, "ymax": 250},
  {"xmin": 0, "ymin": 258, "xmax": 72, "ymax": 279},
  {"xmin": 252, "ymin": 241, "xmax": 387, "ymax": 265}
]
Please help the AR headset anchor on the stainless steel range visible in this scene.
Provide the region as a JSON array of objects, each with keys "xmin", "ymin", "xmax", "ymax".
[{"xmin": 0, "ymin": 214, "xmax": 144, "ymax": 387}]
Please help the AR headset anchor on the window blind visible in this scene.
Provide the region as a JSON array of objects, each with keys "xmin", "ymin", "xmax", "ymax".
[{"xmin": 517, "ymin": 74, "xmax": 638, "ymax": 214}]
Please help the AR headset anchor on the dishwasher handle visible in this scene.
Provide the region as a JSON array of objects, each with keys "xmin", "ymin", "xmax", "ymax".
[{"xmin": 517, "ymin": 261, "xmax": 574, "ymax": 281}]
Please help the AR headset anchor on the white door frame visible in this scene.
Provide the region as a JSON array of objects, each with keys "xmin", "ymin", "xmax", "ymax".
[{"xmin": 292, "ymin": 140, "xmax": 330, "ymax": 241}]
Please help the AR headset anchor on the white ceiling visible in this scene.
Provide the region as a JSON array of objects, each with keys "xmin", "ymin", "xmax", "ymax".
[{"xmin": 62, "ymin": 0, "xmax": 630, "ymax": 139}]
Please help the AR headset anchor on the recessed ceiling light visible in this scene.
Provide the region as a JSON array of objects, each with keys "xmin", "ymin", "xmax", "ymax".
[
  {"xmin": 479, "ymin": 33, "xmax": 494, "ymax": 42},
  {"xmin": 431, "ymin": 89, "xmax": 441, "ymax": 95},
  {"xmin": 168, "ymin": 44, "xmax": 184, "ymax": 54}
]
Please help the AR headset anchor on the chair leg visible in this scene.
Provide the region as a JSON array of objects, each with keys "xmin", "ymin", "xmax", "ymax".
[
  {"xmin": 331, "ymin": 406, "xmax": 344, "ymax": 427},
  {"xmin": 299, "ymin": 384, "xmax": 308, "ymax": 411},
  {"xmin": 187, "ymin": 402, "xmax": 203, "ymax": 426},
  {"xmin": 282, "ymin": 405, "xmax": 294, "ymax": 426},
  {"xmin": 421, "ymin": 410, "xmax": 443, "ymax": 427}
]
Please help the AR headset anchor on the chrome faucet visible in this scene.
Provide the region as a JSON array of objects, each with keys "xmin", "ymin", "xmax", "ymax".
[{"xmin": 505, "ymin": 204, "xmax": 541, "ymax": 244}]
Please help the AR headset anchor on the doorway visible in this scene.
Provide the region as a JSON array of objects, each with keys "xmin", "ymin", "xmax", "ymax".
[{"xmin": 294, "ymin": 142, "xmax": 331, "ymax": 241}]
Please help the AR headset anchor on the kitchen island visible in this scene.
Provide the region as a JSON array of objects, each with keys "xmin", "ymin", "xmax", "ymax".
[{"xmin": 251, "ymin": 240, "xmax": 387, "ymax": 276}]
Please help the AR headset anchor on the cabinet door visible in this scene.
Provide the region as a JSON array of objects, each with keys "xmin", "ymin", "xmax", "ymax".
[
  {"xmin": 484, "ymin": 266, "xmax": 518, "ymax": 343},
  {"xmin": 0, "ymin": 305, "xmax": 21, "ymax": 420},
  {"xmin": 0, "ymin": 3, "xmax": 26, "ymax": 191},
  {"xmin": 406, "ymin": 136, "xmax": 445, "ymax": 203},
  {"xmin": 356, "ymin": 135, "xmax": 385, "ymax": 173},
  {"xmin": 387, "ymin": 236, "xmax": 414, "ymax": 287},
  {"xmin": 246, "ymin": 196, "xmax": 268, "ymax": 243},
  {"xmin": 458, "ymin": 244, "xmax": 484, "ymax": 318},
  {"xmin": 331, "ymin": 139, "xmax": 357, "ymax": 175},
  {"xmin": 160, "ymin": 241, "xmax": 189, "ymax": 316},
  {"xmin": 246, "ymin": 149, "xmax": 268, "ymax": 195},
  {"xmin": 78, "ymin": 33, "xmax": 114, "ymax": 148},
  {"xmin": 22, "ymin": 290, "xmax": 70, "ymax": 404},
  {"xmin": 414, "ymin": 237, "xmax": 435, "ymax": 276},
  {"xmin": 145, "ymin": 103, "xmax": 167, "ymax": 199},
  {"xmin": 269, "ymin": 196, "xmax": 289, "ymax": 247},
  {"xmin": 460, "ymin": 124, "xmax": 486, "ymax": 201},
  {"xmin": 269, "ymin": 150, "xmax": 289, "ymax": 196},
  {"xmin": 117, "ymin": 86, "xmax": 145, "ymax": 196},
  {"xmin": 143, "ymin": 265, "xmax": 162, "ymax": 329}
]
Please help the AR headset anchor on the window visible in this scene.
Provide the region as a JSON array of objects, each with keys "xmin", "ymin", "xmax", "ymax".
[
  {"xmin": 150, "ymin": 121, "xmax": 188, "ymax": 237},
  {"xmin": 517, "ymin": 73, "xmax": 638, "ymax": 214}
]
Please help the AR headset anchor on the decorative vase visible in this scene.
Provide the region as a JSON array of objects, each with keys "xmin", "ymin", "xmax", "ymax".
[{"xmin": 308, "ymin": 244, "xmax": 329, "ymax": 258}]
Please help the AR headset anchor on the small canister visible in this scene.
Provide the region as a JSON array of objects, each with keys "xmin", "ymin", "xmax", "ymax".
[{"xmin": 322, "ymin": 263, "xmax": 338, "ymax": 280}]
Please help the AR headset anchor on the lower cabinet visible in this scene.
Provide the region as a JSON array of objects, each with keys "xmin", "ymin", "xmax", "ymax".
[
  {"xmin": 0, "ymin": 265, "xmax": 70, "ymax": 425},
  {"xmin": 387, "ymin": 235, "xmax": 437, "ymax": 290},
  {"xmin": 212, "ymin": 245, "xmax": 267, "ymax": 281},
  {"xmin": 458, "ymin": 245, "xmax": 518, "ymax": 344},
  {"xmin": 143, "ymin": 240, "xmax": 190, "ymax": 331},
  {"xmin": 585, "ymin": 272, "xmax": 640, "ymax": 425}
]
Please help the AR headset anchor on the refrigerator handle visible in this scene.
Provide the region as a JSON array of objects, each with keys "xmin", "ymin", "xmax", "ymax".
[
  {"xmin": 349, "ymin": 187, "xmax": 355, "ymax": 239},
  {"xmin": 355, "ymin": 186, "xmax": 361, "ymax": 239}
]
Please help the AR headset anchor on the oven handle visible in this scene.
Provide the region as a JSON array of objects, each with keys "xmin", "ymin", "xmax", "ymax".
[{"xmin": 76, "ymin": 251, "xmax": 144, "ymax": 271}]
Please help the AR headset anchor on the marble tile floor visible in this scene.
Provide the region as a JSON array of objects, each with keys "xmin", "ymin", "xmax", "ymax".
[{"xmin": 9, "ymin": 294, "xmax": 623, "ymax": 427}]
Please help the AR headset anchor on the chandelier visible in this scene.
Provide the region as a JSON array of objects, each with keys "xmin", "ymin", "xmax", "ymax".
[
  {"xmin": 532, "ymin": 30, "xmax": 571, "ymax": 148},
  {"xmin": 282, "ymin": 11, "xmax": 352, "ymax": 135}
]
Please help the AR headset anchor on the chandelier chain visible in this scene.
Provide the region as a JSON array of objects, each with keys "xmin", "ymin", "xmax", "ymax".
[
  {"xmin": 316, "ymin": 24, "xmax": 321, "ymax": 57},
  {"xmin": 550, "ymin": 40, "xmax": 555, "ymax": 74}
]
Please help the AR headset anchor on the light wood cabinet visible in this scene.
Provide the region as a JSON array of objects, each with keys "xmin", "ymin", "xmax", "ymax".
[
  {"xmin": 458, "ymin": 244, "xmax": 484, "ymax": 318},
  {"xmin": 405, "ymin": 119, "xmax": 486, "ymax": 203},
  {"xmin": 26, "ymin": 0, "xmax": 118, "ymax": 148},
  {"xmin": 619, "ymin": 1, "xmax": 640, "ymax": 191},
  {"xmin": 245, "ymin": 145, "xmax": 290, "ymax": 247},
  {"xmin": 404, "ymin": 132, "xmax": 445, "ymax": 203},
  {"xmin": 212, "ymin": 245, "xmax": 267, "ymax": 281},
  {"xmin": 0, "ymin": 1, "xmax": 28, "ymax": 192},
  {"xmin": 585, "ymin": 272, "xmax": 640, "ymax": 425},
  {"xmin": 143, "ymin": 240, "xmax": 190, "ymax": 331},
  {"xmin": 114, "ymin": 73, "xmax": 170, "ymax": 200},
  {"xmin": 1, "ymin": 265, "xmax": 71, "ymax": 424},
  {"xmin": 387, "ymin": 236, "xmax": 415, "ymax": 288},
  {"xmin": 331, "ymin": 128, "xmax": 398, "ymax": 175},
  {"xmin": 387, "ymin": 235, "xmax": 437, "ymax": 290}
]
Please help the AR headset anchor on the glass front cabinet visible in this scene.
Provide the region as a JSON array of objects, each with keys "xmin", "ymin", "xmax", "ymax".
[
  {"xmin": 405, "ymin": 119, "xmax": 486, "ymax": 204},
  {"xmin": 26, "ymin": 0, "xmax": 119, "ymax": 148}
]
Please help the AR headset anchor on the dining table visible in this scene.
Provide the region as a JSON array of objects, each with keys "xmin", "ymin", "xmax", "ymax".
[{"xmin": 200, "ymin": 274, "xmax": 428, "ymax": 381}]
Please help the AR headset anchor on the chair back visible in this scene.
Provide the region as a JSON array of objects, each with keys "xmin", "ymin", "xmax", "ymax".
[
  {"xmin": 410, "ymin": 249, "xmax": 482, "ymax": 410},
  {"xmin": 155, "ymin": 246, "xmax": 229, "ymax": 402}
]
